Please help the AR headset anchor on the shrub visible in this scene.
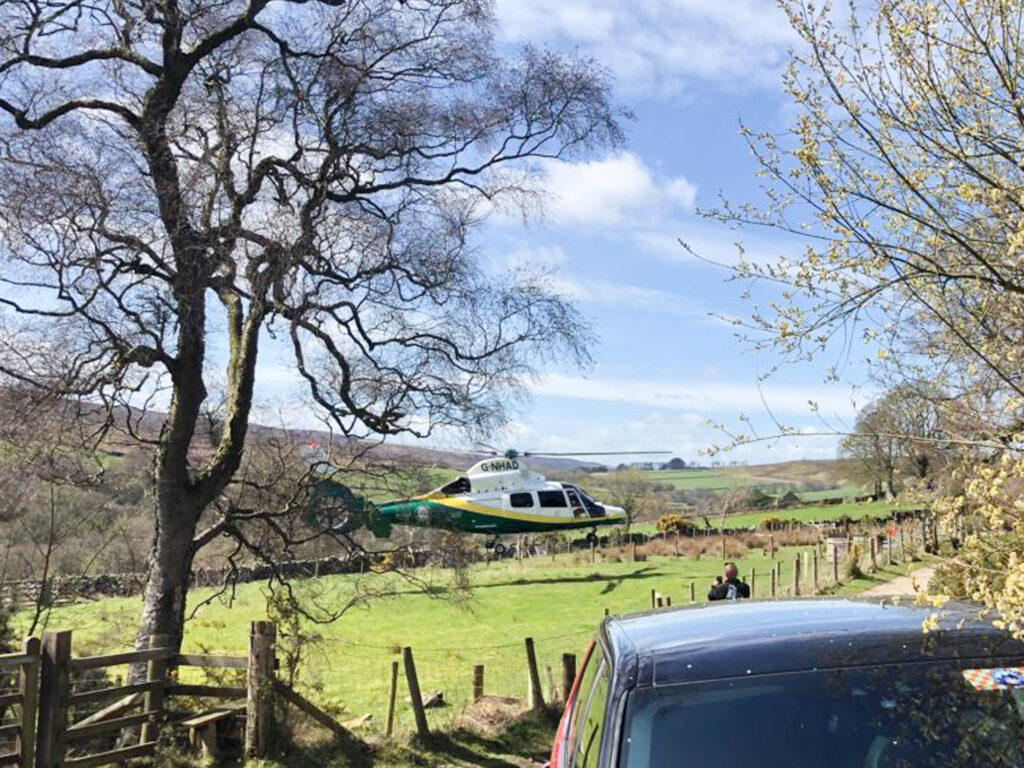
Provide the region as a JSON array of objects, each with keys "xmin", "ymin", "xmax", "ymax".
[
  {"xmin": 841, "ymin": 544, "xmax": 865, "ymax": 581},
  {"xmin": 656, "ymin": 514, "xmax": 699, "ymax": 536}
]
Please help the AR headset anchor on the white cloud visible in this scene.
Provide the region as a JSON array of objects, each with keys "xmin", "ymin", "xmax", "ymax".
[
  {"xmin": 541, "ymin": 153, "xmax": 697, "ymax": 226},
  {"xmin": 533, "ymin": 373, "xmax": 861, "ymax": 418},
  {"xmin": 552, "ymin": 277, "xmax": 716, "ymax": 321},
  {"xmin": 506, "ymin": 413, "xmax": 840, "ymax": 465},
  {"xmin": 496, "ymin": 0, "xmax": 797, "ymax": 96},
  {"xmin": 632, "ymin": 225, "xmax": 798, "ymax": 268}
]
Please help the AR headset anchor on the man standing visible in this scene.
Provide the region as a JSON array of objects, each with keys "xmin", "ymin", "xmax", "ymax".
[{"xmin": 708, "ymin": 562, "xmax": 751, "ymax": 600}]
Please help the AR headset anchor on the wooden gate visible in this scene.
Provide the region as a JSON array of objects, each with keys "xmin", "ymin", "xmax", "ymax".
[{"xmin": 0, "ymin": 638, "xmax": 41, "ymax": 768}]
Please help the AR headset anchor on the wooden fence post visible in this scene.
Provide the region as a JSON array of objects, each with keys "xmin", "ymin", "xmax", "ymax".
[
  {"xmin": 386, "ymin": 661, "xmax": 399, "ymax": 738},
  {"xmin": 792, "ymin": 557, "xmax": 800, "ymax": 596},
  {"xmin": 403, "ymin": 647, "xmax": 429, "ymax": 738},
  {"xmin": 18, "ymin": 637, "xmax": 40, "ymax": 768},
  {"xmin": 472, "ymin": 664, "xmax": 485, "ymax": 702},
  {"xmin": 749, "ymin": 570, "xmax": 756, "ymax": 598},
  {"xmin": 562, "ymin": 654, "xmax": 576, "ymax": 703},
  {"xmin": 812, "ymin": 551, "xmax": 819, "ymax": 593},
  {"xmin": 689, "ymin": 581, "xmax": 696, "ymax": 603},
  {"xmin": 36, "ymin": 629, "xmax": 71, "ymax": 768},
  {"xmin": 769, "ymin": 534, "xmax": 775, "ymax": 559},
  {"xmin": 524, "ymin": 638, "xmax": 545, "ymax": 712},
  {"xmin": 900, "ymin": 526, "xmax": 907, "ymax": 560},
  {"xmin": 650, "ymin": 589, "xmax": 657, "ymax": 609},
  {"xmin": 870, "ymin": 537, "xmax": 878, "ymax": 571},
  {"xmin": 833, "ymin": 553, "xmax": 840, "ymax": 584},
  {"xmin": 770, "ymin": 567, "xmax": 777, "ymax": 598},
  {"xmin": 590, "ymin": 542, "xmax": 596, "ymax": 564},
  {"xmin": 140, "ymin": 633, "xmax": 169, "ymax": 745},
  {"xmin": 246, "ymin": 620, "xmax": 277, "ymax": 758}
]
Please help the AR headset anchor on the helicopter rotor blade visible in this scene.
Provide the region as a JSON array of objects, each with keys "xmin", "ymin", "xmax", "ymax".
[{"xmin": 521, "ymin": 450, "xmax": 672, "ymax": 457}]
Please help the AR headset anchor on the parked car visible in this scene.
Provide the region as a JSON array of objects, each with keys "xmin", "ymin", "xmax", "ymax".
[{"xmin": 550, "ymin": 598, "xmax": 1024, "ymax": 767}]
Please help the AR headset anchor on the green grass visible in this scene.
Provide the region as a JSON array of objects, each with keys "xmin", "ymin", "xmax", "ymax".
[
  {"xmin": 631, "ymin": 500, "xmax": 906, "ymax": 535},
  {"xmin": 722, "ymin": 500, "xmax": 908, "ymax": 529},
  {"xmin": 797, "ymin": 485, "xmax": 864, "ymax": 501},
  {"xmin": 23, "ymin": 545, "xmax": 826, "ymax": 736}
]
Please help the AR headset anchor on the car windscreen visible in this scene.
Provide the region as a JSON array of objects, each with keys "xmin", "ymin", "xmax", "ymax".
[{"xmin": 619, "ymin": 662, "xmax": 1024, "ymax": 768}]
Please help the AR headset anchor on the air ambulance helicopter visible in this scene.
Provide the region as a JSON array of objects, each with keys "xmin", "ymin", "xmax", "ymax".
[{"xmin": 307, "ymin": 449, "xmax": 668, "ymax": 554}]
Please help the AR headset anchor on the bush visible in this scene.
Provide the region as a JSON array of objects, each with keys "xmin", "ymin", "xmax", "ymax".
[
  {"xmin": 656, "ymin": 514, "xmax": 699, "ymax": 536},
  {"xmin": 0, "ymin": 597, "xmax": 12, "ymax": 653},
  {"xmin": 841, "ymin": 544, "xmax": 865, "ymax": 581}
]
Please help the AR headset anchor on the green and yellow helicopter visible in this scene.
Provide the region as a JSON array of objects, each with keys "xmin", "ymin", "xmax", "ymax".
[{"xmin": 307, "ymin": 449, "xmax": 666, "ymax": 553}]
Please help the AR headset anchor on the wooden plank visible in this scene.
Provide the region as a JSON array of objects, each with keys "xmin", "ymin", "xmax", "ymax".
[
  {"xmin": 167, "ymin": 684, "xmax": 246, "ymax": 700},
  {"xmin": 0, "ymin": 695, "xmax": 21, "ymax": 709},
  {"xmin": 36, "ymin": 629, "xmax": 72, "ymax": 768},
  {"xmin": 70, "ymin": 693, "xmax": 142, "ymax": 730},
  {"xmin": 0, "ymin": 723, "xmax": 20, "ymax": 739},
  {"xmin": 65, "ymin": 712, "xmax": 152, "ymax": 742},
  {"xmin": 246, "ymin": 621, "xmax": 276, "ymax": 758},
  {"xmin": 0, "ymin": 655, "xmax": 37, "ymax": 669},
  {"xmin": 140, "ymin": 634, "xmax": 168, "ymax": 744},
  {"xmin": 19, "ymin": 637, "xmax": 40, "ymax": 768},
  {"xmin": 62, "ymin": 742, "xmax": 156, "ymax": 768},
  {"xmin": 180, "ymin": 709, "xmax": 239, "ymax": 729},
  {"xmin": 402, "ymin": 647, "xmax": 429, "ymax": 738},
  {"xmin": 66, "ymin": 681, "xmax": 162, "ymax": 707},
  {"xmin": 274, "ymin": 683, "xmax": 350, "ymax": 739},
  {"xmin": 0, "ymin": 752, "xmax": 21, "ymax": 767},
  {"xmin": 172, "ymin": 654, "xmax": 247, "ymax": 669},
  {"xmin": 69, "ymin": 648, "xmax": 174, "ymax": 673},
  {"xmin": 525, "ymin": 638, "xmax": 544, "ymax": 712}
]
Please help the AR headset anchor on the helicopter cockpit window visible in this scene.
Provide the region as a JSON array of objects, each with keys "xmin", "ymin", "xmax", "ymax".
[
  {"xmin": 510, "ymin": 492, "xmax": 534, "ymax": 508},
  {"xmin": 564, "ymin": 485, "xmax": 603, "ymax": 515},
  {"xmin": 538, "ymin": 490, "xmax": 568, "ymax": 508},
  {"xmin": 439, "ymin": 477, "xmax": 471, "ymax": 495}
]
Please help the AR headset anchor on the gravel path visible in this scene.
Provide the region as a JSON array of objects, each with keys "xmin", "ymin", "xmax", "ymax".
[{"xmin": 861, "ymin": 565, "xmax": 936, "ymax": 598}]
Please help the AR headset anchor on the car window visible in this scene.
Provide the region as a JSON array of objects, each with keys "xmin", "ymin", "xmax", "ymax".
[
  {"xmin": 510, "ymin": 492, "xmax": 534, "ymax": 508},
  {"xmin": 619, "ymin": 662, "xmax": 1024, "ymax": 768},
  {"xmin": 573, "ymin": 656, "xmax": 609, "ymax": 768},
  {"xmin": 539, "ymin": 490, "xmax": 568, "ymax": 508}
]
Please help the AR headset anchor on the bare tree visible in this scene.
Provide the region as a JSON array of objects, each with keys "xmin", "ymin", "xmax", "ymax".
[
  {"xmin": 600, "ymin": 470, "xmax": 658, "ymax": 529},
  {"xmin": 0, "ymin": 0, "xmax": 624, "ymax": 650},
  {"xmin": 840, "ymin": 384, "xmax": 949, "ymax": 499}
]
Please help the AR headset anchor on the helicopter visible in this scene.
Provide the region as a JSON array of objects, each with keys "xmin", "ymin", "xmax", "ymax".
[{"xmin": 307, "ymin": 449, "xmax": 668, "ymax": 553}]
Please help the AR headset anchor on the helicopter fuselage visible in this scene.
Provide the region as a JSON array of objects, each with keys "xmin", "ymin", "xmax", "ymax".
[{"xmin": 374, "ymin": 459, "xmax": 627, "ymax": 535}]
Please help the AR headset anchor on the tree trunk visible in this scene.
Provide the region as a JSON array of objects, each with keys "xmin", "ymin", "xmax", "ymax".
[{"xmin": 137, "ymin": 510, "xmax": 197, "ymax": 653}]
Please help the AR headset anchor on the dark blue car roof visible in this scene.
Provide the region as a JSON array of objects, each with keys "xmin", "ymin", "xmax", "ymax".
[{"xmin": 603, "ymin": 598, "xmax": 1024, "ymax": 688}]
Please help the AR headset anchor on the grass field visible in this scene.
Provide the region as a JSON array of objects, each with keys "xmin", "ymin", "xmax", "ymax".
[
  {"xmin": 632, "ymin": 500, "xmax": 906, "ymax": 535},
  {"xmin": 722, "ymin": 500, "xmax": 909, "ymax": 529},
  {"xmin": 23, "ymin": 544, "xmax": 837, "ymax": 736},
  {"xmin": 593, "ymin": 459, "xmax": 862, "ymax": 496}
]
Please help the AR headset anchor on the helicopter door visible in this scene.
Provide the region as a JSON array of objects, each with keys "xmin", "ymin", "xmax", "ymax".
[{"xmin": 564, "ymin": 488, "xmax": 587, "ymax": 519}]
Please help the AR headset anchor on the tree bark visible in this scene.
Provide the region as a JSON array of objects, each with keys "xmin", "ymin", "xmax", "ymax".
[{"xmin": 136, "ymin": 497, "xmax": 199, "ymax": 653}]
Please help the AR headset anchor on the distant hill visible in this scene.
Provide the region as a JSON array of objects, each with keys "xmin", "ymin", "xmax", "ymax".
[{"xmin": 88, "ymin": 403, "xmax": 599, "ymax": 475}]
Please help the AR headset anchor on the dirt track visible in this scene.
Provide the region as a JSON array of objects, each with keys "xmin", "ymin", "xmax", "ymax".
[{"xmin": 861, "ymin": 566, "xmax": 936, "ymax": 598}]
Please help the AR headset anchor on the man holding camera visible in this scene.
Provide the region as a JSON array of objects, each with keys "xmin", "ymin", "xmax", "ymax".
[{"xmin": 708, "ymin": 562, "xmax": 750, "ymax": 600}]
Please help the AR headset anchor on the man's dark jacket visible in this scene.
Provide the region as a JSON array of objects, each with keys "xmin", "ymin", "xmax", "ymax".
[{"xmin": 708, "ymin": 578, "xmax": 751, "ymax": 601}]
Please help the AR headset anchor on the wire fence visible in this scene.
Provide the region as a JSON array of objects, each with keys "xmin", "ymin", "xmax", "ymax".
[{"xmin": 276, "ymin": 630, "xmax": 593, "ymax": 735}]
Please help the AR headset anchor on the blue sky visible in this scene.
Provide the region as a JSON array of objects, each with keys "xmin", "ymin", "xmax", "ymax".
[{"xmin": 255, "ymin": 0, "xmax": 877, "ymax": 465}]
